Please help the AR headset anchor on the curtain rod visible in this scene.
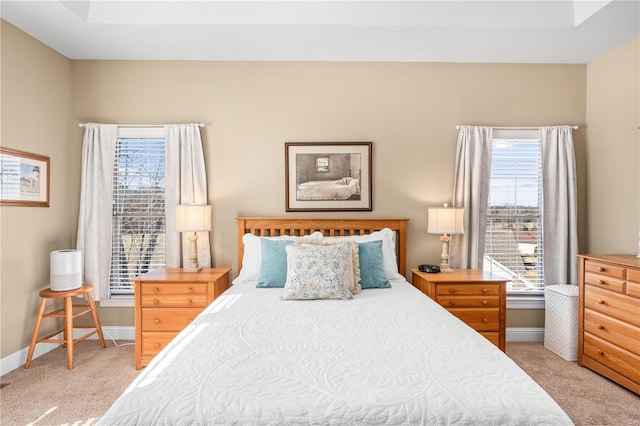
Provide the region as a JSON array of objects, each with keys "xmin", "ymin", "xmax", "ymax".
[
  {"xmin": 79, "ymin": 123, "xmax": 204, "ymax": 128},
  {"xmin": 456, "ymin": 125, "xmax": 578, "ymax": 130}
]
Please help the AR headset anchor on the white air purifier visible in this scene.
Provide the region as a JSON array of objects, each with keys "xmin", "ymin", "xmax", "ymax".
[{"xmin": 50, "ymin": 249, "xmax": 83, "ymax": 291}]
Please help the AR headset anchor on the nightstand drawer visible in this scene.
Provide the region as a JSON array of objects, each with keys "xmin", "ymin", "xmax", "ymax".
[
  {"xmin": 141, "ymin": 293, "xmax": 208, "ymax": 308},
  {"xmin": 584, "ymin": 272, "xmax": 625, "ymax": 294},
  {"xmin": 448, "ymin": 309, "xmax": 500, "ymax": 331},
  {"xmin": 141, "ymin": 331, "xmax": 179, "ymax": 356},
  {"xmin": 141, "ymin": 283, "xmax": 207, "ymax": 297},
  {"xmin": 436, "ymin": 295, "xmax": 500, "ymax": 308},
  {"xmin": 480, "ymin": 332, "xmax": 500, "ymax": 347},
  {"xmin": 436, "ymin": 283, "xmax": 500, "ymax": 296},
  {"xmin": 584, "ymin": 333, "xmax": 640, "ymax": 385},
  {"xmin": 141, "ymin": 308, "xmax": 203, "ymax": 331}
]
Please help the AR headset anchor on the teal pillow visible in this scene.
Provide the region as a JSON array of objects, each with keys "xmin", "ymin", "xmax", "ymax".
[
  {"xmin": 257, "ymin": 239, "xmax": 293, "ymax": 288},
  {"xmin": 358, "ymin": 240, "xmax": 391, "ymax": 289}
]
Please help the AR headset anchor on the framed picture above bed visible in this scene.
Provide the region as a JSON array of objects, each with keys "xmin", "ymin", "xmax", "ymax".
[{"xmin": 285, "ymin": 142, "xmax": 372, "ymax": 212}]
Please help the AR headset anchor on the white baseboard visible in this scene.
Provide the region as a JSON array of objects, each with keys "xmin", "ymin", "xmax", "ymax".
[
  {"xmin": 0, "ymin": 326, "xmax": 134, "ymax": 377},
  {"xmin": 506, "ymin": 327, "xmax": 544, "ymax": 342},
  {"xmin": 2, "ymin": 326, "xmax": 542, "ymax": 376}
]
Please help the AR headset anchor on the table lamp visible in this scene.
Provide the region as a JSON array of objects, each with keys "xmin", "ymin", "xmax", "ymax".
[
  {"xmin": 428, "ymin": 203, "xmax": 464, "ymax": 272},
  {"xmin": 176, "ymin": 204, "xmax": 212, "ymax": 273}
]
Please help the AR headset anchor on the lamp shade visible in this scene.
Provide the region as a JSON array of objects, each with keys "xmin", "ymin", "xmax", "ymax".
[
  {"xmin": 428, "ymin": 206, "xmax": 464, "ymax": 235},
  {"xmin": 175, "ymin": 205, "xmax": 212, "ymax": 232}
]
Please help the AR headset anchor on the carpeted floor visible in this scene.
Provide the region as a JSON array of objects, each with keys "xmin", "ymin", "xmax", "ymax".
[{"xmin": 1, "ymin": 340, "xmax": 638, "ymax": 425}]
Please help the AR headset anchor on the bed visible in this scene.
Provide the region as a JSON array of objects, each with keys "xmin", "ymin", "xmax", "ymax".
[
  {"xmin": 99, "ymin": 217, "xmax": 572, "ymax": 425},
  {"xmin": 296, "ymin": 177, "xmax": 360, "ymax": 200}
]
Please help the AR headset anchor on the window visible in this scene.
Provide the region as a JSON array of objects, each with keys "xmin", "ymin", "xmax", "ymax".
[
  {"xmin": 110, "ymin": 128, "xmax": 166, "ymax": 296},
  {"xmin": 316, "ymin": 157, "xmax": 329, "ymax": 172},
  {"xmin": 483, "ymin": 130, "xmax": 544, "ymax": 293}
]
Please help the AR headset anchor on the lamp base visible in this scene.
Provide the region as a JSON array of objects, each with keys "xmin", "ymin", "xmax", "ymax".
[
  {"xmin": 183, "ymin": 266, "xmax": 203, "ymax": 273},
  {"xmin": 440, "ymin": 264, "xmax": 454, "ymax": 273}
]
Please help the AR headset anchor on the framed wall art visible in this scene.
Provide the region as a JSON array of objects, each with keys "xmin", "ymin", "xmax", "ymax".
[
  {"xmin": 285, "ymin": 142, "xmax": 372, "ymax": 212},
  {"xmin": 0, "ymin": 148, "xmax": 50, "ymax": 207}
]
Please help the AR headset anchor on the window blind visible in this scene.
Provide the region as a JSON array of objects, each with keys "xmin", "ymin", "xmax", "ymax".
[
  {"xmin": 484, "ymin": 139, "xmax": 544, "ymax": 293},
  {"xmin": 110, "ymin": 137, "xmax": 166, "ymax": 295}
]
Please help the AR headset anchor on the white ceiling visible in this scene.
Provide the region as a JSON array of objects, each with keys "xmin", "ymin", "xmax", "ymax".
[{"xmin": 1, "ymin": 0, "xmax": 639, "ymax": 63}]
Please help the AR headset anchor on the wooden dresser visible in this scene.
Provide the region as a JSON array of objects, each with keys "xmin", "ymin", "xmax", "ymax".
[
  {"xmin": 134, "ymin": 268, "xmax": 231, "ymax": 369},
  {"xmin": 411, "ymin": 269, "xmax": 507, "ymax": 351},
  {"xmin": 577, "ymin": 254, "xmax": 640, "ymax": 394}
]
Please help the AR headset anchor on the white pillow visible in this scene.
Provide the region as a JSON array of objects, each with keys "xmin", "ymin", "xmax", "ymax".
[
  {"xmin": 323, "ymin": 228, "xmax": 402, "ymax": 281},
  {"xmin": 233, "ymin": 232, "xmax": 323, "ymax": 285}
]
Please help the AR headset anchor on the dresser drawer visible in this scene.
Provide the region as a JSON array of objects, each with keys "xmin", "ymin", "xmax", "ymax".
[
  {"xmin": 141, "ymin": 331, "xmax": 180, "ymax": 356},
  {"xmin": 436, "ymin": 284, "xmax": 500, "ymax": 297},
  {"xmin": 436, "ymin": 295, "xmax": 500, "ymax": 308},
  {"xmin": 584, "ymin": 309, "xmax": 640, "ymax": 356},
  {"xmin": 141, "ymin": 293, "xmax": 208, "ymax": 308},
  {"xmin": 584, "ymin": 285, "xmax": 640, "ymax": 327},
  {"xmin": 585, "ymin": 260, "xmax": 626, "ymax": 280},
  {"xmin": 584, "ymin": 333, "xmax": 640, "ymax": 385},
  {"xmin": 448, "ymin": 309, "xmax": 500, "ymax": 331},
  {"xmin": 141, "ymin": 282, "xmax": 207, "ymax": 297},
  {"xmin": 584, "ymin": 272, "xmax": 626, "ymax": 294},
  {"xmin": 141, "ymin": 308, "xmax": 203, "ymax": 331},
  {"xmin": 628, "ymin": 269, "xmax": 640, "ymax": 298}
]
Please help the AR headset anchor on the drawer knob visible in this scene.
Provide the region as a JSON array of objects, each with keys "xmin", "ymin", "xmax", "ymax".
[
  {"xmin": 598, "ymin": 350, "xmax": 605, "ymax": 356},
  {"xmin": 597, "ymin": 299, "xmax": 605, "ymax": 305},
  {"xmin": 188, "ymin": 299, "xmax": 193, "ymax": 305},
  {"xmin": 153, "ymin": 298, "xmax": 160, "ymax": 305},
  {"xmin": 598, "ymin": 267, "xmax": 605, "ymax": 272},
  {"xmin": 482, "ymin": 318, "xmax": 489, "ymax": 323},
  {"xmin": 597, "ymin": 324, "xmax": 605, "ymax": 330},
  {"xmin": 153, "ymin": 318, "xmax": 160, "ymax": 324},
  {"xmin": 153, "ymin": 287, "xmax": 160, "ymax": 294},
  {"xmin": 449, "ymin": 288, "xmax": 456, "ymax": 294},
  {"xmin": 188, "ymin": 287, "xmax": 194, "ymax": 293},
  {"xmin": 154, "ymin": 343, "xmax": 161, "ymax": 349},
  {"xmin": 482, "ymin": 288, "xmax": 488, "ymax": 294},
  {"xmin": 598, "ymin": 280, "xmax": 605, "ymax": 285},
  {"xmin": 482, "ymin": 300, "xmax": 488, "ymax": 305}
]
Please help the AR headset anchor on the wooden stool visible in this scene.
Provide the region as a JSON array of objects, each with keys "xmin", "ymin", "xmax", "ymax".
[{"xmin": 25, "ymin": 283, "xmax": 106, "ymax": 369}]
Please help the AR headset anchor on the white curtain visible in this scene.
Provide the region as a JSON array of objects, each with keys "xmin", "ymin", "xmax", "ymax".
[
  {"xmin": 76, "ymin": 124, "xmax": 117, "ymax": 301},
  {"xmin": 540, "ymin": 126, "xmax": 579, "ymax": 285},
  {"xmin": 164, "ymin": 124, "xmax": 211, "ymax": 269},
  {"xmin": 449, "ymin": 125, "xmax": 493, "ymax": 269}
]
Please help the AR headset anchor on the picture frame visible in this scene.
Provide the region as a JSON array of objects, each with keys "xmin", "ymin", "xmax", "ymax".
[
  {"xmin": 0, "ymin": 148, "xmax": 50, "ymax": 207},
  {"xmin": 285, "ymin": 142, "xmax": 372, "ymax": 212}
]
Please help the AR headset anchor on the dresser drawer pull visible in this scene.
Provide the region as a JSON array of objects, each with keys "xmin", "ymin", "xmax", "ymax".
[
  {"xmin": 153, "ymin": 318, "xmax": 160, "ymax": 324},
  {"xmin": 598, "ymin": 350, "xmax": 605, "ymax": 356},
  {"xmin": 598, "ymin": 267, "xmax": 605, "ymax": 272},
  {"xmin": 597, "ymin": 299, "xmax": 605, "ymax": 305},
  {"xmin": 597, "ymin": 324, "xmax": 604, "ymax": 330},
  {"xmin": 482, "ymin": 288, "xmax": 488, "ymax": 294},
  {"xmin": 482, "ymin": 318, "xmax": 489, "ymax": 323},
  {"xmin": 449, "ymin": 301, "xmax": 456, "ymax": 307},
  {"xmin": 153, "ymin": 298, "xmax": 160, "ymax": 305},
  {"xmin": 449, "ymin": 288, "xmax": 456, "ymax": 294},
  {"xmin": 482, "ymin": 300, "xmax": 488, "ymax": 305},
  {"xmin": 187, "ymin": 299, "xmax": 193, "ymax": 305},
  {"xmin": 154, "ymin": 343, "xmax": 161, "ymax": 349},
  {"xmin": 153, "ymin": 287, "xmax": 160, "ymax": 293},
  {"xmin": 598, "ymin": 280, "xmax": 605, "ymax": 285},
  {"xmin": 187, "ymin": 287, "xmax": 194, "ymax": 293}
]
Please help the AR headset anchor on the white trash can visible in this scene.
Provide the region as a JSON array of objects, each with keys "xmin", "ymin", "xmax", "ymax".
[{"xmin": 544, "ymin": 284, "xmax": 579, "ymax": 361}]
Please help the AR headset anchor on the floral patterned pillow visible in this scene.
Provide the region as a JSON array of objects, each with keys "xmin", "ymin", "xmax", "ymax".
[{"xmin": 282, "ymin": 242, "xmax": 353, "ymax": 300}]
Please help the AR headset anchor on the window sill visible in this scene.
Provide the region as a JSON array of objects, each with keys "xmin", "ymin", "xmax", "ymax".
[
  {"xmin": 99, "ymin": 296, "xmax": 134, "ymax": 308},
  {"xmin": 506, "ymin": 294, "xmax": 545, "ymax": 309}
]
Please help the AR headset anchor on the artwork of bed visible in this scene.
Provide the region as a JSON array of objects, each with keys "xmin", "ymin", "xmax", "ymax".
[
  {"xmin": 296, "ymin": 177, "xmax": 360, "ymax": 200},
  {"xmin": 98, "ymin": 217, "xmax": 572, "ymax": 425}
]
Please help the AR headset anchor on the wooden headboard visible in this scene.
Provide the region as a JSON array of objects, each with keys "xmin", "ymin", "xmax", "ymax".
[{"xmin": 236, "ymin": 217, "xmax": 409, "ymax": 277}]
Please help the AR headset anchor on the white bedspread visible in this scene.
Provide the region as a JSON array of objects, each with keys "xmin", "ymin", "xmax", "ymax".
[
  {"xmin": 99, "ymin": 280, "xmax": 572, "ymax": 425},
  {"xmin": 296, "ymin": 178, "xmax": 359, "ymax": 200}
]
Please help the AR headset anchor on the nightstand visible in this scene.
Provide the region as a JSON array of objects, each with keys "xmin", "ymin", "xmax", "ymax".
[
  {"xmin": 411, "ymin": 269, "xmax": 507, "ymax": 351},
  {"xmin": 134, "ymin": 268, "xmax": 231, "ymax": 369}
]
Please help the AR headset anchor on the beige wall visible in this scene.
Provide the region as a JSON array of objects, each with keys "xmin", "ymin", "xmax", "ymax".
[
  {"xmin": 5, "ymin": 20, "xmax": 613, "ymax": 357},
  {"xmin": 0, "ymin": 21, "xmax": 72, "ymax": 357},
  {"xmin": 585, "ymin": 37, "xmax": 640, "ymax": 253},
  {"xmin": 70, "ymin": 61, "xmax": 587, "ymax": 327}
]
